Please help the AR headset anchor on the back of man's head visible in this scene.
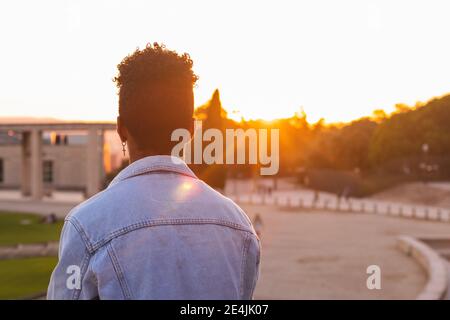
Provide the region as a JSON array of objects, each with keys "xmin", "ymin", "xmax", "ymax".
[{"xmin": 114, "ymin": 43, "xmax": 198, "ymax": 154}]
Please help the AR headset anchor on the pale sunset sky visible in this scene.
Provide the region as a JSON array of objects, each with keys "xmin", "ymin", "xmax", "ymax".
[{"xmin": 0, "ymin": 0, "xmax": 449, "ymax": 123}]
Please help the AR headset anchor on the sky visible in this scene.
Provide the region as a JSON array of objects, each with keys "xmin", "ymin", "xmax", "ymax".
[{"xmin": 0, "ymin": 0, "xmax": 449, "ymax": 123}]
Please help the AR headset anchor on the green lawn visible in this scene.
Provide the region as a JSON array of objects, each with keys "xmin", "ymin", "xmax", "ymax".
[
  {"xmin": 0, "ymin": 212, "xmax": 64, "ymax": 246},
  {"xmin": 0, "ymin": 256, "xmax": 57, "ymax": 299}
]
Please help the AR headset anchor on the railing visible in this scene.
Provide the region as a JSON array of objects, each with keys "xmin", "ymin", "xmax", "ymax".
[
  {"xmin": 229, "ymin": 193, "xmax": 450, "ymax": 223},
  {"xmin": 0, "ymin": 242, "xmax": 58, "ymax": 260},
  {"xmin": 397, "ymin": 236, "xmax": 449, "ymax": 300}
]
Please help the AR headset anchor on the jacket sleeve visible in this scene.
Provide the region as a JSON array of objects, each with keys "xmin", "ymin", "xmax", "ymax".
[
  {"xmin": 47, "ymin": 218, "xmax": 98, "ymax": 300},
  {"xmin": 242, "ymin": 233, "xmax": 261, "ymax": 299}
]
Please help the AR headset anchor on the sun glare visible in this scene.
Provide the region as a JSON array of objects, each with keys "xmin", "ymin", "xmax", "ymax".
[{"xmin": 0, "ymin": 1, "xmax": 449, "ymax": 124}]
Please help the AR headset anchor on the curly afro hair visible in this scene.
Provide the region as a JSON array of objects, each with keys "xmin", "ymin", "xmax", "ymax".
[{"xmin": 114, "ymin": 42, "xmax": 198, "ymax": 153}]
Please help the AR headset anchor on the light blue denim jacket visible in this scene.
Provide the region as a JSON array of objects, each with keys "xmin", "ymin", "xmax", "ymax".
[{"xmin": 47, "ymin": 155, "xmax": 260, "ymax": 300}]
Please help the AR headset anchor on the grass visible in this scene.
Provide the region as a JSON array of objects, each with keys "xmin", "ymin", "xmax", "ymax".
[
  {"xmin": 0, "ymin": 211, "xmax": 63, "ymax": 246},
  {"xmin": 359, "ymin": 174, "xmax": 411, "ymax": 196},
  {"xmin": 0, "ymin": 212, "xmax": 61, "ymax": 299},
  {"xmin": 297, "ymin": 169, "xmax": 417, "ymax": 197},
  {"xmin": 0, "ymin": 256, "xmax": 57, "ymax": 299}
]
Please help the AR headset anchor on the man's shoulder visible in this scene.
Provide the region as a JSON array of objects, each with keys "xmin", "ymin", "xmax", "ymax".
[
  {"xmin": 65, "ymin": 177, "xmax": 255, "ymax": 248},
  {"xmin": 64, "ymin": 185, "xmax": 128, "ymax": 245},
  {"xmin": 194, "ymin": 181, "xmax": 254, "ymax": 230},
  {"xmin": 66, "ymin": 187, "xmax": 113, "ymax": 221}
]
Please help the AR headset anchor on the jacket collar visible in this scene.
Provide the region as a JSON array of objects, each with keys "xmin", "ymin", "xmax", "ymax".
[{"xmin": 108, "ymin": 155, "xmax": 197, "ymax": 188}]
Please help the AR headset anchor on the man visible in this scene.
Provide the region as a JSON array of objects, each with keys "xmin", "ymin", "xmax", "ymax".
[{"xmin": 47, "ymin": 43, "xmax": 260, "ymax": 299}]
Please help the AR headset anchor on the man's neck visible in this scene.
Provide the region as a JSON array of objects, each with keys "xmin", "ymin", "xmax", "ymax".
[{"xmin": 128, "ymin": 149, "xmax": 171, "ymax": 164}]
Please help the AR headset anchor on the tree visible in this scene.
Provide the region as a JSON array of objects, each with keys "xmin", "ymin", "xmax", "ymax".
[
  {"xmin": 369, "ymin": 94, "xmax": 450, "ymax": 168},
  {"xmin": 192, "ymin": 89, "xmax": 230, "ymax": 189}
]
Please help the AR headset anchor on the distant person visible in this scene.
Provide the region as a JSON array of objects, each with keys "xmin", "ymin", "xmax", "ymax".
[
  {"xmin": 46, "ymin": 213, "xmax": 57, "ymax": 224},
  {"xmin": 47, "ymin": 43, "xmax": 260, "ymax": 300},
  {"xmin": 313, "ymin": 190, "xmax": 319, "ymax": 203},
  {"xmin": 341, "ymin": 186, "xmax": 351, "ymax": 200},
  {"xmin": 40, "ymin": 212, "xmax": 57, "ymax": 224}
]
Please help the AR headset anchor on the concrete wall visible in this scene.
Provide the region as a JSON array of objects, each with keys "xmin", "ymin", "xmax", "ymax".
[
  {"xmin": 0, "ymin": 145, "xmax": 87, "ymax": 190},
  {"xmin": 0, "ymin": 145, "xmax": 21, "ymax": 187}
]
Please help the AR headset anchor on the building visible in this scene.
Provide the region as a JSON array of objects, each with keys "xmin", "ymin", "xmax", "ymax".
[{"xmin": 0, "ymin": 122, "xmax": 117, "ymax": 199}]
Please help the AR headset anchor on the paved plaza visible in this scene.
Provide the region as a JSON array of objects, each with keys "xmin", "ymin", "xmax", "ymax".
[
  {"xmin": 242, "ymin": 204, "xmax": 450, "ymax": 299},
  {"xmin": 1, "ymin": 187, "xmax": 450, "ymax": 299}
]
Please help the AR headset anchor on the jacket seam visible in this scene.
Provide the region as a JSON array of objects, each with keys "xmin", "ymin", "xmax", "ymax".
[
  {"xmin": 90, "ymin": 218, "xmax": 254, "ymax": 252},
  {"xmin": 66, "ymin": 217, "xmax": 95, "ymax": 254},
  {"xmin": 107, "ymin": 243, "xmax": 133, "ymax": 300},
  {"xmin": 72, "ymin": 249, "xmax": 91, "ymax": 300},
  {"xmin": 111, "ymin": 164, "xmax": 198, "ymax": 187},
  {"xmin": 249, "ymin": 236, "xmax": 260, "ymax": 299},
  {"xmin": 129, "ymin": 164, "xmax": 197, "ymax": 179},
  {"xmin": 239, "ymin": 232, "xmax": 251, "ymax": 299}
]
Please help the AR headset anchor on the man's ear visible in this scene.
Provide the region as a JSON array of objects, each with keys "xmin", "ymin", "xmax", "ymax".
[{"xmin": 116, "ymin": 116, "xmax": 128, "ymax": 143}]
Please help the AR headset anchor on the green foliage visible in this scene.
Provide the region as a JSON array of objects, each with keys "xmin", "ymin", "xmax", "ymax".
[
  {"xmin": 103, "ymin": 90, "xmax": 450, "ymax": 193},
  {"xmin": 369, "ymin": 95, "xmax": 450, "ymax": 166},
  {"xmin": 0, "ymin": 257, "xmax": 57, "ymax": 299},
  {"xmin": 305, "ymin": 118, "xmax": 377, "ymax": 171},
  {"xmin": 192, "ymin": 89, "xmax": 230, "ymax": 189},
  {"xmin": 301, "ymin": 95, "xmax": 450, "ymax": 196}
]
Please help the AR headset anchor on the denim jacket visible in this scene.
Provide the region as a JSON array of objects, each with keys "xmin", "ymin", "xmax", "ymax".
[{"xmin": 47, "ymin": 155, "xmax": 260, "ymax": 300}]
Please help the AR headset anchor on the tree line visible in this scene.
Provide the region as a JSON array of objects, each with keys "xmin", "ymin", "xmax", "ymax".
[
  {"xmin": 105, "ymin": 90, "xmax": 450, "ymax": 193},
  {"xmin": 194, "ymin": 90, "xmax": 450, "ymax": 191}
]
